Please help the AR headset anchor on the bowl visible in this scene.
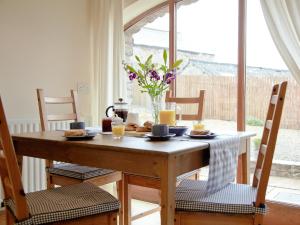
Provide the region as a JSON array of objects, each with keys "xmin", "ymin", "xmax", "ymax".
[{"xmin": 169, "ymin": 126, "xmax": 188, "ymax": 136}]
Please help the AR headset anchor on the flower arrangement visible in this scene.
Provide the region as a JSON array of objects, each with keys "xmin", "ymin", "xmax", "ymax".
[{"xmin": 123, "ymin": 50, "xmax": 183, "ymax": 123}]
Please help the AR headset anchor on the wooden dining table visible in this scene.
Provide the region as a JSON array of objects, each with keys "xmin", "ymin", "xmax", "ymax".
[{"xmin": 12, "ymin": 131, "xmax": 255, "ymax": 225}]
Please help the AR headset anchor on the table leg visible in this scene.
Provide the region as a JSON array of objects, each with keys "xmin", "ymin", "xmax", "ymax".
[
  {"xmin": 242, "ymin": 138, "xmax": 250, "ymax": 184},
  {"xmin": 160, "ymin": 156, "xmax": 176, "ymax": 225},
  {"xmin": 237, "ymin": 138, "xmax": 250, "ymax": 184},
  {"xmin": 123, "ymin": 174, "xmax": 132, "ymax": 225},
  {"xmin": 16, "ymin": 154, "xmax": 23, "ymax": 174},
  {"xmin": 117, "ymin": 179, "xmax": 124, "ymax": 225}
]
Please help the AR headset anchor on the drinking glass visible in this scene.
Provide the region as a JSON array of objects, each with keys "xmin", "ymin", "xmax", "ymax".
[
  {"xmin": 159, "ymin": 102, "xmax": 176, "ymax": 126},
  {"xmin": 111, "ymin": 122, "xmax": 125, "ymax": 139}
]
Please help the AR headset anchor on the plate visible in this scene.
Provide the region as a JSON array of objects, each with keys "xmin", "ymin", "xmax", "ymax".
[
  {"xmin": 187, "ymin": 133, "xmax": 217, "ymax": 139},
  {"xmin": 100, "ymin": 131, "xmax": 112, "ymax": 135},
  {"xmin": 64, "ymin": 132, "xmax": 97, "ymax": 140},
  {"xmin": 145, "ymin": 133, "xmax": 176, "ymax": 141},
  {"xmin": 125, "ymin": 131, "xmax": 150, "ymax": 137}
]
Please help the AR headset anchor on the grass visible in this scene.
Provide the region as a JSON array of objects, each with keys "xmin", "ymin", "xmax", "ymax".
[{"xmin": 246, "ymin": 117, "xmax": 264, "ymax": 127}]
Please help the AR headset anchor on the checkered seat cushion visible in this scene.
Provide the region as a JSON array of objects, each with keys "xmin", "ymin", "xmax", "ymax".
[
  {"xmin": 4, "ymin": 182, "xmax": 120, "ymax": 225},
  {"xmin": 48, "ymin": 163, "xmax": 114, "ymax": 180},
  {"xmin": 176, "ymin": 180, "xmax": 266, "ymax": 214}
]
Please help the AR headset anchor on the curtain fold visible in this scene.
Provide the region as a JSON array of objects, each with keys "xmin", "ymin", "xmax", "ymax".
[
  {"xmin": 260, "ymin": 0, "xmax": 300, "ymax": 84},
  {"xmin": 90, "ymin": 0, "xmax": 125, "ymax": 125}
]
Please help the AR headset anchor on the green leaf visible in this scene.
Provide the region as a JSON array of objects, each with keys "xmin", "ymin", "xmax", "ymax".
[
  {"xmin": 135, "ymin": 55, "xmax": 141, "ymax": 62},
  {"xmin": 172, "ymin": 59, "xmax": 183, "ymax": 69},
  {"xmin": 138, "ymin": 63, "xmax": 146, "ymax": 70},
  {"xmin": 163, "ymin": 49, "xmax": 167, "ymax": 65},
  {"xmin": 126, "ymin": 65, "xmax": 138, "ymax": 74},
  {"xmin": 145, "ymin": 54, "xmax": 153, "ymax": 65}
]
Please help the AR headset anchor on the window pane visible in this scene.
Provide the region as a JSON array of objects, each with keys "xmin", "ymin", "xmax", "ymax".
[
  {"xmin": 247, "ymin": 0, "xmax": 300, "ymax": 205},
  {"xmin": 125, "ymin": 6, "xmax": 169, "ymax": 121},
  {"xmin": 176, "ymin": 0, "xmax": 238, "ymax": 133}
]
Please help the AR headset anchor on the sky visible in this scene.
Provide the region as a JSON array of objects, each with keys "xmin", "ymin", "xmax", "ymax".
[{"xmin": 133, "ymin": 0, "xmax": 288, "ymax": 70}]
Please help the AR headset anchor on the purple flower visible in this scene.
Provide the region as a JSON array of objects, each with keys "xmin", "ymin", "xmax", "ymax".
[
  {"xmin": 149, "ymin": 70, "xmax": 160, "ymax": 81},
  {"xmin": 128, "ymin": 72, "xmax": 137, "ymax": 80},
  {"xmin": 164, "ymin": 71, "xmax": 176, "ymax": 84}
]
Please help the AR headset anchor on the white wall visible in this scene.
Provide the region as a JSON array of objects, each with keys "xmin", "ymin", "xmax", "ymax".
[{"xmin": 0, "ymin": 0, "xmax": 91, "ymax": 121}]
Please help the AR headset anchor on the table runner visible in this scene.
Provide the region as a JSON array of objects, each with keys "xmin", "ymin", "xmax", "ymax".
[{"xmin": 201, "ymin": 135, "xmax": 240, "ymax": 195}]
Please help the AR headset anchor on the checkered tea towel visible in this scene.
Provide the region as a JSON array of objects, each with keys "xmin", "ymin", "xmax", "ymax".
[{"xmin": 205, "ymin": 135, "xmax": 240, "ymax": 195}]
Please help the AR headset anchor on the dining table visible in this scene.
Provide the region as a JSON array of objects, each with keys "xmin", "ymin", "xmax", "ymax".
[{"xmin": 12, "ymin": 131, "xmax": 255, "ymax": 225}]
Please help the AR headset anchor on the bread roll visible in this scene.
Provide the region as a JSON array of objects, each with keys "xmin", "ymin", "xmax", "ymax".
[
  {"xmin": 190, "ymin": 130, "xmax": 210, "ymax": 135},
  {"xmin": 136, "ymin": 126, "xmax": 149, "ymax": 132},
  {"xmin": 144, "ymin": 121, "xmax": 154, "ymax": 130},
  {"xmin": 125, "ymin": 123, "xmax": 138, "ymax": 131},
  {"xmin": 64, "ymin": 129, "xmax": 86, "ymax": 137}
]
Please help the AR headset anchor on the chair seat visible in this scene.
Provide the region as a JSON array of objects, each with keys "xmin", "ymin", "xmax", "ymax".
[
  {"xmin": 176, "ymin": 180, "xmax": 266, "ymax": 214},
  {"xmin": 48, "ymin": 163, "xmax": 114, "ymax": 180},
  {"xmin": 4, "ymin": 182, "xmax": 120, "ymax": 225}
]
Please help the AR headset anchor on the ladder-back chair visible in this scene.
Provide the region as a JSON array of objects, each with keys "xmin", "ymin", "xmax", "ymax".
[
  {"xmin": 0, "ymin": 96, "xmax": 119, "ymax": 225},
  {"xmin": 174, "ymin": 81, "xmax": 287, "ymax": 225},
  {"xmin": 123, "ymin": 90, "xmax": 205, "ymax": 224},
  {"xmin": 37, "ymin": 88, "xmax": 122, "ymax": 189}
]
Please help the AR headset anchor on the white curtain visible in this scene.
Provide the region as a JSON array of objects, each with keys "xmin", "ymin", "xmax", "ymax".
[
  {"xmin": 90, "ymin": 0, "xmax": 125, "ymax": 125},
  {"xmin": 260, "ymin": 0, "xmax": 300, "ymax": 84}
]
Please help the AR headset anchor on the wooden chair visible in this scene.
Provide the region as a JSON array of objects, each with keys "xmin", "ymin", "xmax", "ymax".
[
  {"xmin": 0, "ymin": 96, "xmax": 119, "ymax": 225},
  {"xmin": 37, "ymin": 89, "xmax": 122, "ymax": 188},
  {"xmin": 123, "ymin": 90, "xmax": 205, "ymax": 224},
  {"xmin": 36, "ymin": 89, "xmax": 123, "ymax": 223},
  {"xmin": 166, "ymin": 90, "xmax": 205, "ymax": 121},
  {"xmin": 174, "ymin": 81, "xmax": 287, "ymax": 225}
]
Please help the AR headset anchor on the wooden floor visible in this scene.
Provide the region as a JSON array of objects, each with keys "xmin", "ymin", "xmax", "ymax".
[{"xmin": 0, "ymin": 201, "xmax": 299, "ymax": 225}]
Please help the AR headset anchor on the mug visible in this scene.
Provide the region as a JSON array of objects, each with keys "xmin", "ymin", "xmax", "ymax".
[
  {"xmin": 70, "ymin": 121, "xmax": 85, "ymax": 130},
  {"xmin": 152, "ymin": 124, "xmax": 169, "ymax": 137}
]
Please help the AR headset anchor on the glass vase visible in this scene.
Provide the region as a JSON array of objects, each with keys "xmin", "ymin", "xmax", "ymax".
[{"xmin": 150, "ymin": 95, "xmax": 162, "ymax": 124}]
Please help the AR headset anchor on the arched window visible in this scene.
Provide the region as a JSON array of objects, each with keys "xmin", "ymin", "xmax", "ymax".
[{"xmin": 124, "ymin": 0, "xmax": 300, "ymax": 205}]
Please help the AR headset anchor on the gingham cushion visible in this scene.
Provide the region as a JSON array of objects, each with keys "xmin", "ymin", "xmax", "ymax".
[
  {"xmin": 4, "ymin": 182, "xmax": 120, "ymax": 225},
  {"xmin": 48, "ymin": 163, "xmax": 114, "ymax": 180},
  {"xmin": 177, "ymin": 169, "xmax": 200, "ymax": 182},
  {"xmin": 176, "ymin": 180, "xmax": 266, "ymax": 214}
]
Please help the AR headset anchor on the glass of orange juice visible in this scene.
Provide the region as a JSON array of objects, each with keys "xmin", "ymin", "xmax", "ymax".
[
  {"xmin": 111, "ymin": 122, "xmax": 125, "ymax": 139},
  {"xmin": 159, "ymin": 102, "xmax": 176, "ymax": 126},
  {"xmin": 193, "ymin": 121, "xmax": 205, "ymax": 130}
]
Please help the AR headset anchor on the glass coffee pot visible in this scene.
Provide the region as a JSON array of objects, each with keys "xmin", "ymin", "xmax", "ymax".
[{"xmin": 105, "ymin": 98, "xmax": 128, "ymax": 122}]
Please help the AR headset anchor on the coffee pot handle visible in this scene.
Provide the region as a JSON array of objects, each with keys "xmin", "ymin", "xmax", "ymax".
[{"xmin": 105, "ymin": 106, "xmax": 114, "ymax": 117}]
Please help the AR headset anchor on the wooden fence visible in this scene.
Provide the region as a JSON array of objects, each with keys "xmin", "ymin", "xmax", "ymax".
[{"xmin": 176, "ymin": 75, "xmax": 300, "ymax": 130}]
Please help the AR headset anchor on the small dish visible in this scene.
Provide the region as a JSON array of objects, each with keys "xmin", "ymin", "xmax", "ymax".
[
  {"xmin": 64, "ymin": 134, "xmax": 96, "ymax": 140},
  {"xmin": 169, "ymin": 126, "xmax": 188, "ymax": 136},
  {"xmin": 100, "ymin": 131, "xmax": 112, "ymax": 135},
  {"xmin": 64, "ymin": 131, "xmax": 97, "ymax": 140},
  {"xmin": 187, "ymin": 133, "xmax": 217, "ymax": 139},
  {"xmin": 145, "ymin": 133, "xmax": 176, "ymax": 141}
]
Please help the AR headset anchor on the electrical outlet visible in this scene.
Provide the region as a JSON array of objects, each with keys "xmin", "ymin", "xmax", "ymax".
[{"xmin": 77, "ymin": 82, "xmax": 89, "ymax": 95}]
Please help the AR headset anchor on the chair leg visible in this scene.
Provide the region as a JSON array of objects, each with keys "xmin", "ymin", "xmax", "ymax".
[
  {"xmin": 254, "ymin": 214, "xmax": 264, "ymax": 225},
  {"xmin": 109, "ymin": 212, "xmax": 118, "ymax": 225},
  {"xmin": 123, "ymin": 174, "xmax": 132, "ymax": 225},
  {"xmin": 174, "ymin": 213, "xmax": 181, "ymax": 225},
  {"xmin": 46, "ymin": 160, "xmax": 55, "ymax": 189},
  {"xmin": 117, "ymin": 179, "xmax": 123, "ymax": 225},
  {"xmin": 5, "ymin": 209, "xmax": 14, "ymax": 225}
]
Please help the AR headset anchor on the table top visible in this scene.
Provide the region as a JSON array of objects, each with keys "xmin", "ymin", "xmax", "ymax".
[{"xmin": 12, "ymin": 131, "xmax": 256, "ymax": 156}]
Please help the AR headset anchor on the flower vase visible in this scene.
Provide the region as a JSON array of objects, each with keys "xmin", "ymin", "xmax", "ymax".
[{"xmin": 150, "ymin": 95, "xmax": 162, "ymax": 124}]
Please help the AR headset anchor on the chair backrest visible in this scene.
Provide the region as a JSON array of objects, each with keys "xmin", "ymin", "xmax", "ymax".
[
  {"xmin": 37, "ymin": 89, "xmax": 80, "ymax": 131},
  {"xmin": 0, "ymin": 97, "xmax": 29, "ymax": 220},
  {"xmin": 165, "ymin": 90, "xmax": 205, "ymax": 121},
  {"xmin": 253, "ymin": 81, "xmax": 287, "ymax": 207}
]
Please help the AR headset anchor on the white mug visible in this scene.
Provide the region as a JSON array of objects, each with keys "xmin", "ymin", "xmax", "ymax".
[{"xmin": 126, "ymin": 112, "xmax": 140, "ymax": 125}]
